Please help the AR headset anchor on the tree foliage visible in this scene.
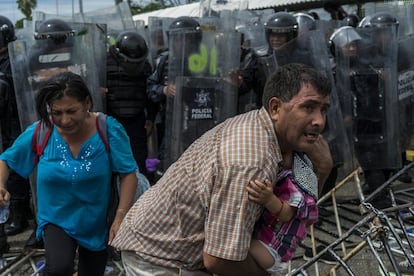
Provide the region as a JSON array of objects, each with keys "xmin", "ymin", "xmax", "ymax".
[
  {"xmin": 15, "ymin": 0, "xmax": 37, "ymax": 28},
  {"xmin": 130, "ymin": 2, "xmax": 166, "ymax": 14}
]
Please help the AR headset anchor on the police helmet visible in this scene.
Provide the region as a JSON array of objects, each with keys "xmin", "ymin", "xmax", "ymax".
[
  {"xmin": 169, "ymin": 16, "xmax": 200, "ymax": 33},
  {"xmin": 294, "ymin": 13, "xmax": 316, "ymax": 34},
  {"xmin": 358, "ymin": 15, "xmax": 371, "ymax": 28},
  {"xmin": 0, "ymin": 15, "xmax": 16, "ymax": 48},
  {"xmin": 264, "ymin": 12, "xmax": 298, "ymax": 43},
  {"xmin": 329, "ymin": 26, "xmax": 361, "ymax": 56},
  {"xmin": 34, "ymin": 18, "xmax": 75, "ymax": 44},
  {"xmin": 343, "ymin": 14, "xmax": 360, "ymax": 28},
  {"xmin": 168, "ymin": 16, "xmax": 202, "ymax": 44},
  {"xmin": 358, "ymin": 12, "xmax": 398, "ymax": 29},
  {"xmin": 115, "ymin": 31, "xmax": 149, "ymax": 63},
  {"xmin": 369, "ymin": 12, "xmax": 398, "ymax": 28}
]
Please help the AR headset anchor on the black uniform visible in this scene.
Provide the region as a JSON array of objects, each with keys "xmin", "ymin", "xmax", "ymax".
[{"xmin": 106, "ymin": 45, "xmax": 155, "ymax": 176}]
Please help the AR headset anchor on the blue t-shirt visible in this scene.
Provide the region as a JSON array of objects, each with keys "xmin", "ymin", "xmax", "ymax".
[{"xmin": 0, "ymin": 115, "xmax": 136, "ymax": 251}]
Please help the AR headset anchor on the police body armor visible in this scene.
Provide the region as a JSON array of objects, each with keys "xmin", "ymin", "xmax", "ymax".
[
  {"xmin": 106, "ymin": 45, "xmax": 151, "ymax": 118},
  {"xmin": 8, "ymin": 20, "xmax": 107, "ymax": 130},
  {"xmin": 163, "ymin": 25, "xmax": 240, "ymax": 168},
  {"xmin": 347, "ymin": 25, "xmax": 400, "ymax": 170}
]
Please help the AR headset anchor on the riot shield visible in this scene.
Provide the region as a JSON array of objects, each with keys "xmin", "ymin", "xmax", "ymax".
[
  {"xmin": 349, "ymin": 25, "xmax": 400, "ymax": 170},
  {"xmin": 8, "ymin": 21, "xmax": 107, "ymax": 130},
  {"xmin": 82, "ymin": 1, "xmax": 145, "ymax": 49},
  {"xmin": 84, "ymin": 2, "xmax": 136, "ymax": 32},
  {"xmin": 163, "ymin": 27, "xmax": 240, "ymax": 168},
  {"xmin": 397, "ymin": 35, "xmax": 414, "ymax": 153},
  {"xmin": 147, "ymin": 17, "xmax": 173, "ymax": 68},
  {"xmin": 315, "ymin": 19, "xmax": 346, "ymax": 45},
  {"xmin": 276, "ymin": 29, "xmax": 356, "ymax": 179},
  {"xmin": 233, "ymin": 9, "xmax": 272, "ymax": 55}
]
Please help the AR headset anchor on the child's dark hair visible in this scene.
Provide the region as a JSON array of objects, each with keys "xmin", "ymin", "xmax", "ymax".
[{"xmin": 35, "ymin": 71, "xmax": 93, "ymax": 128}]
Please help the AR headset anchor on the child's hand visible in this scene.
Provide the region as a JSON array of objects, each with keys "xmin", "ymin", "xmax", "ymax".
[{"xmin": 247, "ymin": 179, "xmax": 274, "ymax": 206}]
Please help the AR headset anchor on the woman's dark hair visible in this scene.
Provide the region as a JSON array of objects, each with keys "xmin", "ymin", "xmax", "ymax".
[
  {"xmin": 35, "ymin": 71, "xmax": 93, "ymax": 128},
  {"xmin": 262, "ymin": 63, "xmax": 331, "ymax": 111}
]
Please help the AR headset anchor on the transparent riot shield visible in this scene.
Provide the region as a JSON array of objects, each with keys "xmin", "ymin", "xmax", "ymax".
[
  {"xmin": 164, "ymin": 27, "xmax": 240, "ymax": 168},
  {"xmin": 84, "ymin": 2, "xmax": 135, "ymax": 32},
  {"xmin": 8, "ymin": 21, "xmax": 107, "ymax": 130},
  {"xmin": 234, "ymin": 9, "xmax": 272, "ymax": 55},
  {"xmin": 397, "ymin": 35, "xmax": 414, "ymax": 153},
  {"xmin": 147, "ymin": 17, "xmax": 173, "ymax": 67},
  {"xmin": 350, "ymin": 25, "xmax": 400, "ymax": 170},
  {"xmin": 83, "ymin": 2, "xmax": 144, "ymax": 49},
  {"xmin": 276, "ymin": 29, "xmax": 356, "ymax": 179},
  {"xmin": 315, "ymin": 19, "xmax": 346, "ymax": 45}
]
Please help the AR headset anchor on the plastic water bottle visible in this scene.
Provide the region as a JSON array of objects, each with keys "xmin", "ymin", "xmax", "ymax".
[{"xmin": 0, "ymin": 201, "xmax": 10, "ymax": 224}]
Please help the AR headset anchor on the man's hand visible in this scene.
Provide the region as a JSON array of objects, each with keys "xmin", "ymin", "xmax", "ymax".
[
  {"xmin": 163, "ymin": 84, "xmax": 176, "ymax": 97},
  {"xmin": 0, "ymin": 187, "xmax": 10, "ymax": 208}
]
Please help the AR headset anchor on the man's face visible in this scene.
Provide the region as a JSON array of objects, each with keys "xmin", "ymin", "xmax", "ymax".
[
  {"xmin": 268, "ymin": 32, "xmax": 289, "ymax": 50},
  {"xmin": 271, "ymin": 83, "xmax": 330, "ymax": 153}
]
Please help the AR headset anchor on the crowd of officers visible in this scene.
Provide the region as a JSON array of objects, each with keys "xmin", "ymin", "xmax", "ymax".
[{"xmin": 0, "ymin": 3, "xmax": 413, "ymax": 263}]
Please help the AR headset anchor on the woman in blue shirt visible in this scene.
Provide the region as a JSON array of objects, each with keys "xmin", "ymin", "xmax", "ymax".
[{"xmin": 0, "ymin": 72, "xmax": 137, "ymax": 275}]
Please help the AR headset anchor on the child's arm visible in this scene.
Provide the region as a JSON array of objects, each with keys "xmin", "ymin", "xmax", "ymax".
[{"xmin": 246, "ymin": 179, "xmax": 296, "ymax": 222}]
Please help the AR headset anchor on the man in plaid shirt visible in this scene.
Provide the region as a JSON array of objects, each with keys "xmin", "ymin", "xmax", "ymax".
[{"xmin": 111, "ymin": 63, "xmax": 333, "ymax": 275}]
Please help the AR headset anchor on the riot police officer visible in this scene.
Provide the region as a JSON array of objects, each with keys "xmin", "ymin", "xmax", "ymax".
[
  {"xmin": 234, "ymin": 24, "xmax": 258, "ymax": 113},
  {"xmin": 264, "ymin": 12, "xmax": 298, "ymax": 54},
  {"xmin": 28, "ymin": 18, "xmax": 76, "ymax": 86},
  {"xmin": 326, "ymin": 26, "xmax": 362, "ymax": 195},
  {"xmin": 355, "ymin": 12, "xmax": 407, "ymax": 205},
  {"xmin": 106, "ymin": 31, "xmax": 155, "ymax": 178},
  {"xmin": 0, "ymin": 15, "xmax": 31, "ymax": 248},
  {"xmin": 147, "ymin": 16, "xmax": 202, "ymax": 170},
  {"xmin": 254, "ymin": 12, "xmax": 299, "ymax": 107}
]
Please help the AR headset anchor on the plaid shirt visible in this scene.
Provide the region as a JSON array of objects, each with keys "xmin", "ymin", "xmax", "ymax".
[
  {"xmin": 111, "ymin": 107, "xmax": 282, "ymax": 270},
  {"xmin": 259, "ymin": 167, "xmax": 319, "ymax": 262}
]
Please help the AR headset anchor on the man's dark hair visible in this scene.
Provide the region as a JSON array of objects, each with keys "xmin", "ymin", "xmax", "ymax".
[{"xmin": 262, "ymin": 63, "xmax": 331, "ymax": 111}]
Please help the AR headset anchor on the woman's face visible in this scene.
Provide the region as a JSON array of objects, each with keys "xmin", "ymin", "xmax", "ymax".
[{"xmin": 50, "ymin": 95, "xmax": 90, "ymax": 136}]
